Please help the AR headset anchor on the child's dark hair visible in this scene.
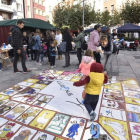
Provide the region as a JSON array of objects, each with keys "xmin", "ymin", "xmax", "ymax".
[
  {"xmin": 85, "ymin": 49, "xmax": 93, "ymax": 57},
  {"xmin": 100, "ymin": 35, "xmax": 108, "ymax": 41},
  {"xmin": 78, "ymin": 26, "xmax": 84, "ymax": 32}
]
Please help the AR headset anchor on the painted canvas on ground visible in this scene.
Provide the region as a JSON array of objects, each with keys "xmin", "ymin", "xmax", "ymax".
[
  {"xmin": 18, "ymin": 87, "xmax": 41, "ymax": 95},
  {"xmin": 63, "ymin": 74, "xmax": 75, "ymax": 81},
  {"xmin": 16, "ymin": 107, "xmax": 42, "ymax": 124},
  {"xmin": 10, "ymin": 126, "xmax": 36, "ymax": 140},
  {"xmin": 0, "ymin": 99, "xmax": 9, "ymax": 106},
  {"xmin": 125, "ymin": 97, "xmax": 140, "ymax": 105},
  {"xmin": 62, "ymin": 117, "xmax": 86, "ymax": 140},
  {"xmin": 0, "ymin": 117, "xmax": 8, "ymax": 127},
  {"xmin": 104, "ymin": 82, "xmax": 122, "ymax": 91},
  {"xmin": 128, "ymin": 112, "xmax": 140, "ymax": 123},
  {"xmin": 57, "ymin": 75, "xmax": 66, "ymax": 80},
  {"xmin": 55, "ymin": 137, "xmax": 64, "ymax": 140},
  {"xmin": 99, "ymin": 116, "xmax": 129, "ymax": 140},
  {"xmin": 0, "ymin": 94, "xmax": 9, "ymax": 101},
  {"xmin": 33, "ymin": 131, "xmax": 55, "ymax": 140},
  {"xmin": 17, "ymin": 82, "xmax": 33, "ymax": 87},
  {"xmin": 11, "ymin": 93, "xmax": 42, "ymax": 104},
  {"xmin": 32, "ymin": 74, "xmax": 46, "ymax": 80},
  {"xmin": 132, "ymin": 135, "xmax": 140, "ymax": 140},
  {"xmin": 126, "ymin": 104, "xmax": 140, "ymax": 114},
  {"xmin": 4, "ymin": 104, "xmax": 29, "ymax": 120},
  {"xmin": 45, "ymin": 113, "xmax": 70, "ymax": 135},
  {"xmin": 24, "ymin": 79, "xmax": 39, "ymax": 83},
  {"xmin": 100, "ymin": 107, "xmax": 127, "ymax": 121},
  {"xmin": 129, "ymin": 122, "xmax": 140, "ymax": 136},
  {"xmin": 30, "ymin": 109, "xmax": 56, "ymax": 130},
  {"xmin": 123, "ymin": 91, "xmax": 140, "ymax": 99},
  {"xmin": 33, "ymin": 95, "xmax": 54, "ymax": 107},
  {"xmin": 30, "ymin": 84, "xmax": 47, "ymax": 90},
  {"xmin": 40, "ymin": 80, "xmax": 103, "ymax": 120},
  {"xmin": 122, "ymin": 80, "xmax": 139, "ymax": 88},
  {"xmin": 0, "ymin": 121, "xmax": 21, "ymax": 140},
  {"xmin": 0, "ymin": 101, "xmax": 19, "ymax": 115},
  {"xmin": 103, "ymin": 90, "xmax": 123, "ymax": 101},
  {"xmin": 0, "ymin": 86, "xmax": 26, "ymax": 96},
  {"xmin": 101, "ymin": 99, "xmax": 125, "ymax": 110},
  {"xmin": 82, "ymin": 122, "xmax": 113, "ymax": 140}
]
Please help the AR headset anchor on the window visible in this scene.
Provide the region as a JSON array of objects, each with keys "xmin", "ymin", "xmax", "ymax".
[
  {"xmin": 36, "ymin": 9, "xmax": 38, "ymax": 14},
  {"xmin": 111, "ymin": 5, "xmax": 114, "ymax": 13},
  {"xmin": 17, "ymin": 3, "xmax": 22, "ymax": 12},
  {"xmin": 49, "ymin": 6, "xmax": 51, "ymax": 12},
  {"xmin": 2, "ymin": 13, "xmax": 9, "ymax": 20},
  {"xmin": 34, "ymin": 8, "xmax": 36, "ymax": 14},
  {"xmin": 27, "ymin": 6, "xmax": 30, "ymax": 11},
  {"xmin": 41, "ymin": 1, "xmax": 44, "ymax": 5},
  {"xmin": 38, "ymin": 10, "xmax": 41, "ymax": 15},
  {"xmin": 2, "ymin": 0, "xmax": 7, "ymax": 4},
  {"xmin": 105, "ymin": 7, "xmax": 107, "ymax": 11}
]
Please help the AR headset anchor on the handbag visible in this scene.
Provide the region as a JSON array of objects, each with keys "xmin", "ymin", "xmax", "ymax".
[{"xmin": 59, "ymin": 42, "xmax": 67, "ymax": 52}]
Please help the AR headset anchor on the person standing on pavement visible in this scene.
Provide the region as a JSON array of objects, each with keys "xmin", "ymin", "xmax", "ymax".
[
  {"xmin": 23, "ymin": 32, "xmax": 29, "ymax": 57},
  {"xmin": 73, "ymin": 26, "xmax": 85, "ymax": 65},
  {"xmin": 88, "ymin": 24, "xmax": 101, "ymax": 64},
  {"xmin": 55, "ymin": 30, "xmax": 62, "ymax": 60},
  {"xmin": 63, "ymin": 27, "xmax": 72, "ymax": 67},
  {"xmin": 46, "ymin": 30, "xmax": 54, "ymax": 64},
  {"xmin": 32, "ymin": 29, "xmax": 42, "ymax": 66},
  {"xmin": 11, "ymin": 20, "xmax": 31, "ymax": 73}
]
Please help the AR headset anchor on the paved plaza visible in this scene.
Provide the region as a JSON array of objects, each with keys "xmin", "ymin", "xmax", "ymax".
[{"xmin": 0, "ymin": 50, "xmax": 140, "ymax": 91}]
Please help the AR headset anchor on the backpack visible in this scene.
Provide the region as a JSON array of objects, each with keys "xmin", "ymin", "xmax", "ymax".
[
  {"xmin": 30, "ymin": 37, "xmax": 36, "ymax": 46},
  {"xmin": 81, "ymin": 39, "xmax": 88, "ymax": 50}
]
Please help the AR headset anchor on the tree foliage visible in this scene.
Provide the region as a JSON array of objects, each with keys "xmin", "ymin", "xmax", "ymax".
[
  {"xmin": 121, "ymin": 0, "xmax": 140, "ymax": 23},
  {"xmin": 53, "ymin": 2, "xmax": 96, "ymax": 30}
]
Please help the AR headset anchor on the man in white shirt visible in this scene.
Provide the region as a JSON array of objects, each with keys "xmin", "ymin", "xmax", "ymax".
[{"xmin": 55, "ymin": 30, "xmax": 62, "ymax": 60}]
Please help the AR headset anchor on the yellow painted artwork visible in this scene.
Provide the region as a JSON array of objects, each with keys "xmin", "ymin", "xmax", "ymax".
[
  {"xmin": 24, "ymin": 79, "xmax": 39, "ymax": 83},
  {"xmin": 55, "ymin": 71, "xmax": 64, "ymax": 75},
  {"xmin": 99, "ymin": 116, "xmax": 129, "ymax": 140},
  {"xmin": 104, "ymin": 82, "xmax": 122, "ymax": 91},
  {"xmin": 55, "ymin": 137, "xmax": 64, "ymax": 140},
  {"xmin": 71, "ymin": 76, "xmax": 81, "ymax": 82},
  {"xmin": 0, "ymin": 94, "xmax": 9, "ymax": 100},
  {"xmin": 122, "ymin": 80, "xmax": 139, "ymax": 88},
  {"xmin": 125, "ymin": 97, "xmax": 140, "ymax": 105},
  {"xmin": 30, "ymin": 84, "xmax": 47, "ymax": 90},
  {"xmin": 30, "ymin": 109, "xmax": 56, "ymax": 130}
]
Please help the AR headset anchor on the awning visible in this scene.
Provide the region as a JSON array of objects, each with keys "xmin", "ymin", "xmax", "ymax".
[
  {"xmin": 0, "ymin": 18, "xmax": 55, "ymax": 30},
  {"xmin": 117, "ymin": 23, "xmax": 140, "ymax": 33}
]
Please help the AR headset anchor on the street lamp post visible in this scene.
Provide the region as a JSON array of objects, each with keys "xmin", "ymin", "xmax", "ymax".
[{"xmin": 83, "ymin": 0, "xmax": 85, "ymax": 27}]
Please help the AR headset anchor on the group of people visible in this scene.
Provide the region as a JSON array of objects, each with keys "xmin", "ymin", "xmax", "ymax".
[{"xmin": 72, "ymin": 25, "xmax": 119, "ymax": 122}]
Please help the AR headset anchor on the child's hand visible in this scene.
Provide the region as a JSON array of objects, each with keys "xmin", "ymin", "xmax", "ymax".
[
  {"xmin": 103, "ymin": 71, "xmax": 107, "ymax": 75},
  {"xmin": 73, "ymin": 82, "xmax": 77, "ymax": 86}
]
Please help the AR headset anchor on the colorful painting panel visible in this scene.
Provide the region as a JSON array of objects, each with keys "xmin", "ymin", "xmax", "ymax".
[
  {"xmin": 33, "ymin": 131, "xmax": 55, "ymax": 140},
  {"xmin": 99, "ymin": 116, "xmax": 130, "ymax": 140},
  {"xmin": 0, "ymin": 101, "xmax": 19, "ymax": 115},
  {"xmin": 30, "ymin": 109, "xmax": 56, "ymax": 130},
  {"xmin": 0, "ymin": 121, "xmax": 21, "ymax": 139},
  {"xmin": 45, "ymin": 113, "xmax": 70, "ymax": 135},
  {"xmin": 4, "ymin": 104, "xmax": 29, "ymax": 120},
  {"xmin": 100, "ymin": 107, "xmax": 127, "ymax": 121},
  {"xmin": 16, "ymin": 107, "xmax": 42, "ymax": 124},
  {"xmin": 10, "ymin": 126, "xmax": 36, "ymax": 140},
  {"xmin": 0, "ymin": 117, "xmax": 8, "ymax": 127},
  {"xmin": 62, "ymin": 117, "xmax": 86, "ymax": 140},
  {"xmin": 30, "ymin": 84, "xmax": 47, "ymax": 90}
]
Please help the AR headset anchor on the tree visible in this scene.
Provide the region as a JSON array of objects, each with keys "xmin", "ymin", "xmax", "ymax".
[
  {"xmin": 121, "ymin": 0, "xmax": 140, "ymax": 23},
  {"xmin": 110, "ymin": 10, "xmax": 121, "ymax": 26},
  {"xmin": 53, "ymin": 2, "xmax": 96, "ymax": 30},
  {"xmin": 100, "ymin": 11, "xmax": 111, "ymax": 26}
]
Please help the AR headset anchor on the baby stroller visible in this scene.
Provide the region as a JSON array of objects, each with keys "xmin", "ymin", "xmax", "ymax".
[{"xmin": 127, "ymin": 43, "xmax": 137, "ymax": 51}]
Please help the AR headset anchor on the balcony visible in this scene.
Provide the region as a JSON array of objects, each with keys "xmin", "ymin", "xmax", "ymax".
[{"xmin": 0, "ymin": 3, "xmax": 14, "ymax": 13}]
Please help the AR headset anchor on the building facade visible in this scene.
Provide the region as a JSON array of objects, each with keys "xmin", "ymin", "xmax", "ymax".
[
  {"xmin": 24, "ymin": 0, "xmax": 46, "ymax": 21},
  {"xmin": 103, "ymin": 0, "xmax": 132, "ymax": 14},
  {"xmin": 0, "ymin": 0, "xmax": 24, "ymax": 20}
]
